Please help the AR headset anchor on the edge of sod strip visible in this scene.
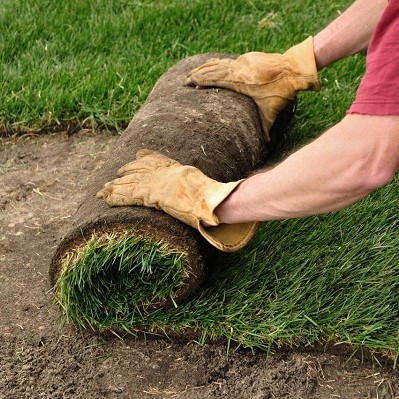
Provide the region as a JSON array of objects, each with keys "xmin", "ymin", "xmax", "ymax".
[{"xmin": 53, "ymin": 231, "xmax": 197, "ymax": 330}]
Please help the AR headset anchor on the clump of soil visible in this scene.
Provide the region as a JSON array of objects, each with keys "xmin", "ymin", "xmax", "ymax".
[{"xmin": 0, "ymin": 130, "xmax": 397, "ymax": 398}]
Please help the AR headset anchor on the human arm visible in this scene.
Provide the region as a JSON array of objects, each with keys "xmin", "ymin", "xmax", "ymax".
[
  {"xmin": 313, "ymin": 0, "xmax": 387, "ymax": 70},
  {"xmin": 185, "ymin": 0, "xmax": 388, "ymax": 140},
  {"xmin": 215, "ymin": 114, "xmax": 399, "ymax": 223},
  {"xmin": 97, "ymin": 115, "xmax": 399, "ymax": 250}
]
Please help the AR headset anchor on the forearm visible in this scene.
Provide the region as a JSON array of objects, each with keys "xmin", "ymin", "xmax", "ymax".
[
  {"xmin": 313, "ymin": 0, "xmax": 387, "ymax": 70},
  {"xmin": 216, "ymin": 115, "xmax": 399, "ymax": 223}
]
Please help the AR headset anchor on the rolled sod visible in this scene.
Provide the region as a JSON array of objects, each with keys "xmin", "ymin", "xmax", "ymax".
[{"xmin": 50, "ymin": 54, "xmax": 292, "ymax": 329}]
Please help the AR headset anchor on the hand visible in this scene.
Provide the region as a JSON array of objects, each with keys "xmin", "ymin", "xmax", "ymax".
[
  {"xmin": 97, "ymin": 150, "xmax": 257, "ymax": 251},
  {"xmin": 186, "ymin": 37, "xmax": 320, "ymax": 141}
]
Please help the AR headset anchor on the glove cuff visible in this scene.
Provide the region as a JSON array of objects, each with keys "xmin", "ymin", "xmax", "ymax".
[
  {"xmin": 284, "ymin": 36, "xmax": 321, "ymax": 92},
  {"xmin": 198, "ymin": 220, "xmax": 258, "ymax": 252},
  {"xmin": 198, "ymin": 179, "xmax": 258, "ymax": 251}
]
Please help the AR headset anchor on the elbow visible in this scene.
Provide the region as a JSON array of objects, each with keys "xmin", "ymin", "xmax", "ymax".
[
  {"xmin": 338, "ymin": 113, "xmax": 399, "ymax": 193},
  {"xmin": 355, "ymin": 135, "xmax": 399, "ymax": 192},
  {"xmin": 360, "ymin": 162, "xmax": 397, "ymax": 192}
]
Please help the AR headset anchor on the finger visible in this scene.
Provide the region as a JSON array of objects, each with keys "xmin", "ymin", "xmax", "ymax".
[
  {"xmin": 188, "ymin": 59, "xmax": 224, "ymax": 76},
  {"xmin": 106, "ymin": 191, "xmax": 143, "ymax": 207},
  {"xmin": 185, "ymin": 74, "xmax": 233, "ymax": 89},
  {"xmin": 97, "ymin": 183, "xmax": 145, "ymax": 207},
  {"xmin": 96, "ymin": 181, "xmax": 125, "ymax": 200},
  {"xmin": 136, "ymin": 148, "xmax": 158, "ymax": 159},
  {"xmin": 185, "ymin": 59, "xmax": 234, "ymax": 87},
  {"xmin": 96, "ymin": 188, "xmax": 105, "ymax": 199},
  {"xmin": 117, "ymin": 150, "xmax": 178, "ymax": 177},
  {"xmin": 187, "ymin": 73, "xmax": 239, "ymax": 91},
  {"xmin": 97, "ymin": 177, "xmax": 138, "ymax": 205},
  {"xmin": 116, "ymin": 150, "xmax": 156, "ymax": 177}
]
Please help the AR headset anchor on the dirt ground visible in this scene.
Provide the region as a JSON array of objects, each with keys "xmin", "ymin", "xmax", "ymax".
[{"xmin": 0, "ymin": 130, "xmax": 398, "ymax": 399}]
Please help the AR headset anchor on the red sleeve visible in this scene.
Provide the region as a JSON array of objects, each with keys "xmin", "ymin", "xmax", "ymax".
[{"xmin": 348, "ymin": 0, "xmax": 399, "ymax": 115}]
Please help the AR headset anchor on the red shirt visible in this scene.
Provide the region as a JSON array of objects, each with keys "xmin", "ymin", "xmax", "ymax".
[{"xmin": 348, "ymin": 0, "xmax": 399, "ymax": 115}]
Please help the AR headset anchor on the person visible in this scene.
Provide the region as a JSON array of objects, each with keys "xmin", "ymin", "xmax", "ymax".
[{"xmin": 97, "ymin": 0, "xmax": 399, "ymax": 251}]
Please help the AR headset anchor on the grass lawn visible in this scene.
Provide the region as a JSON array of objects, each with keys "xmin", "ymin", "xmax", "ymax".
[
  {"xmin": 1, "ymin": 0, "xmax": 358, "ymax": 134},
  {"xmin": 3, "ymin": 0, "xmax": 398, "ymax": 360}
]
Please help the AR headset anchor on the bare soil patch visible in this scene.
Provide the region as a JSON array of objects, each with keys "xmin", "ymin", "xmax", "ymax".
[{"xmin": 0, "ymin": 130, "xmax": 397, "ymax": 399}]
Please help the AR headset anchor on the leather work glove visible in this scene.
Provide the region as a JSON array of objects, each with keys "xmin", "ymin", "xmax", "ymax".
[
  {"xmin": 185, "ymin": 36, "xmax": 320, "ymax": 141},
  {"xmin": 97, "ymin": 150, "xmax": 257, "ymax": 252}
]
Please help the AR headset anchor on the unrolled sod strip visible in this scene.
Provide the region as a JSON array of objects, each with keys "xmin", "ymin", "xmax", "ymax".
[{"xmin": 49, "ymin": 54, "xmax": 291, "ymax": 329}]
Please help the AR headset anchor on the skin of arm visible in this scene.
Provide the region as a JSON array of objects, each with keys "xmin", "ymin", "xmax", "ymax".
[
  {"xmin": 215, "ymin": 114, "xmax": 399, "ymax": 223},
  {"xmin": 313, "ymin": 0, "xmax": 387, "ymax": 69},
  {"xmin": 213, "ymin": 0, "xmax": 397, "ymax": 224}
]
